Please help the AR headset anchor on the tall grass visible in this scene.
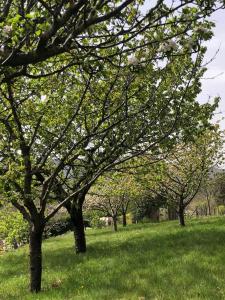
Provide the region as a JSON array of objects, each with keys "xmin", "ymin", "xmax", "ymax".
[{"xmin": 1, "ymin": 217, "xmax": 225, "ymax": 299}]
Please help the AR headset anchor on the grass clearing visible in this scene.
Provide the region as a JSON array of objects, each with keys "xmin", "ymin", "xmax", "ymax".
[{"xmin": 1, "ymin": 217, "xmax": 225, "ymax": 299}]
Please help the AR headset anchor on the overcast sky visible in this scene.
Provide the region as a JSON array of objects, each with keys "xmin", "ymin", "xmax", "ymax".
[{"xmin": 199, "ymin": 9, "xmax": 225, "ymax": 130}]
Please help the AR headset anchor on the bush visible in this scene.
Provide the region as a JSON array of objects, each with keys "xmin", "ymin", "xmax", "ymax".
[
  {"xmin": 0, "ymin": 207, "xmax": 73, "ymax": 251},
  {"xmin": 84, "ymin": 210, "xmax": 105, "ymax": 228},
  {"xmin": 43, "ymin": 218, "xmax": 72, "ymax": 238},
  {"xmin": 0, "ymin": 207, "xmax": 29, "ymax": 250},
  {"xmin": 218, "ymin": 205, "xmax": 225, "ymax": 215}
]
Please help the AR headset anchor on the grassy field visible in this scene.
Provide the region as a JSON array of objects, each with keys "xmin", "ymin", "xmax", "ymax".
[{"xmin": 1, "ymin": 217, "xmax": 225, "ymax": 300}]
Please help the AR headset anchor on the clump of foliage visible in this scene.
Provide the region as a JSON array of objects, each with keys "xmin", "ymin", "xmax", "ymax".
[
  {"xmin": 84, "ymin": 210, "xmax": 105, "ymax": 229},
  {"xmin": 0, "ymin": 206, "xmax": 29, "ymax": 250},
  {"xmin": 43, "ymin": 218, "xmax": 72, "ymax": 239},
  {"xmin": 218, "ymin": 205, "xmax": 225, "ymax": 215}
]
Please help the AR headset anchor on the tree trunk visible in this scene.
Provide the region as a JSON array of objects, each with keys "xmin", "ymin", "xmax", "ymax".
[
  {"xmin": 29, "ymin": 225, "xmax": 44, "ymax": 293},
  {"xmin": 122, "ymin": 211, "xmax": 127, "ymax": 227},
  {"xmin": 196, "ymin": 208, "xmax": 199, "ymax": 217},
  {"xmin": 71, "ymin": 204, "xmax": 86, "ymax": 253},
  {"xmin": 112, "ymin": 216, "xmax": 117, "ymax": 231},
  {"xmin": 178, "ymin": 206, "xmax": 185, "ymax": 226},
  {"xmin": 149, "ymin": 206, "xmax": 159, "ymax": 222},
  {"xmin": 207, "ymin": 198, "xmax": 211, "ymax": 215},
  {"xmin": 168, "ymin": 207, "xmax": 177, "ymax": 220}
]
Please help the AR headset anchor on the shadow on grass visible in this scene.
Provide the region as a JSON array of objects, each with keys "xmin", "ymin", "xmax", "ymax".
[
  {"xmin": 44, "ymin": 225, "xmax": 225, "ymax": 298},
  {"xmin": 1, "ymin": 218, "xmax": 225, "ymax": 299}
]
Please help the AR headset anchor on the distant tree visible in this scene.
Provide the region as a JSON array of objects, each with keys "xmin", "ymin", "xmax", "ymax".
[
  {"xmin": 85, "ymin": 172, "xmax": 135, "ymax": 231},
  {"xmin": 128, "ymin": 156, "xmax": 168, "ymax": 222},
  {"xmin": 154, "ymin": 129, "xmax": 223, "ymax": 226},
  {"xmin": 199, "ymin": 175, "xmax": 218, "ymax": 216},
  {"xmin": 132, "ymin": 193, "xmax": 165, "ymax": 222},
  {"xmin": 214, "ymin": 172, "xmax": 225, "ymax": 206}
]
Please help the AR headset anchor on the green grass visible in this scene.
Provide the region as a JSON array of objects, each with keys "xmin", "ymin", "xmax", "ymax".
[{"xmin": 1, "ymin": 217, "xmax": 225, "ymax": 300}]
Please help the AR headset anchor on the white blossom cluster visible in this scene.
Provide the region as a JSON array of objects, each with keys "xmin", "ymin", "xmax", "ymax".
[
  {"xmin": 84, "ymin": 141, "xmax": 104, "ymax": 153},
  {"xmin": 128, "ymin": 56, "xmax": 139, "ymax": 65},
  {"xmin": 85, "ymin": 141, "xmax": 95, "ymax": 150},
  {"xmin": 195, "ymin": 25, "xmax": 211, "ymax": 35},
  {"xmin": 98, "ymin": 146, "xmax": 104, "ymax": 153},
  {"xmin": 77, "ymin": 155, "xmax": 86, "ymax": 160},
  {"xmin": 28, "ymin": 11, "xmax": 36, "ymax": 18},
  {"xmin": 0, "ymin": 45, "xmax": 5, "ymax": 56},
  {"xmin": 185, "ymin": 37, "xmax": 196, "ymax": 50},
  {"xmin": 40, "ymin": 94, "xmax": 47, "ymax": 102},
  {"xmin": 2, "ymin": 25, "xmax": 13, "ymax": 37},
  {"xmin": 159, "ymin": 40, "xmax": 178, "ymax": 53}
]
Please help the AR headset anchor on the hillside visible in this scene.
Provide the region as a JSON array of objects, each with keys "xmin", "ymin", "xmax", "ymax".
[{"xmin": 1, "ymin": 218, "xmax": 225, "ymax": 300}]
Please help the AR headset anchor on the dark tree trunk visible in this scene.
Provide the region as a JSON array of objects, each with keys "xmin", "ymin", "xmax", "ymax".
[
  {"xmin": 149, "ymin": 206, "xmax": 159, "ymax": 222},
  {"xmin": 207, "ymin": 198, "xmax": 211, "ymax": 215},
  {"xmin": 122, "ymin": 211, "xmax": 127, "ymax": 227},
  {"xmin": 29, "ymin": 225, "xmax": 44, "ymax": 293},
  {"xmin": 196, "ymin": 208, "xmax": 199, "ymax": 217},
  {"xmin": 71, "ymin": 204, "xmax": 86, "ymax": 253},
  {"xmin": 168, "ymin": 207, "xmax": 177, "ymax": 220},
  {"xmin": 178, "ymin": 206, "xmax": 185, "ymax": 226},
  {"xmin": 112, "ymin": 216, "xmax": 117, "ymax": 231},
  {"xmin": 12, "ymin": 238, "xmax": 18, "ymax": 249}
]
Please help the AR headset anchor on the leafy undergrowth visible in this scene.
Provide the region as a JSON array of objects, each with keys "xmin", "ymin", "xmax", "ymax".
[{"xmin": 1, "ymin": 217, "xmax": 225, "ymax": 300}]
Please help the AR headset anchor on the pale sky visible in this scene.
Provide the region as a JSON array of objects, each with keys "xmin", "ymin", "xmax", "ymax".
[
  {"xmin": 199, "ymin": 9, "xmax": 225, "ymax": 130},
  {"xmin": 142, "ymin": 2, "xmax": 225, "ymax": 130}
]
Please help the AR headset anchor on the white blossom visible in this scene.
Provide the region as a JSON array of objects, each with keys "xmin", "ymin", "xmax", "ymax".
[
  {"xmin": 167, "ymin": 39, "xmax": 178, "ymax": 50},
  {"xmin": 85, "ymin": 141, "xmax": 95, "ymax": 150},
  {"xmin": 0, "ymin": 45, "xmax": 4, "ymax": 56},
  {"xmin": 185, "ymin": 37, "xmax": 195, "ymax": 50},
  {"xmin": 16, "ymin": 149, "xmax": 22, "ymax": 155},
  {"xmin": 128, "ymin": 56, "xmax": 139, "ymax": 65},
  {"xmin": 159, "ymin": 40, "xmax": 178, "ymax": 53},
  {"xmin": 2, "ymin": 240, "xmax": 7, "ymax": 252},
  {"xmin": 40, "ymin": 95, "xmax": 47, "ymax": 102},
  {"xmin": 196, "ymin": 25, "xmax": 210, "ymax": 35},
  {"xmin": 159, "ymin": 43, "xmax": 168, "ymax": 53},
  {"xmin": 98, "ymin": 146, "xmax": 104, "ymax": 153},
  {"xmin": 78, "ymin": 155, "xmax": 86, "ymax": 160},
  {"xmin": 3, "ymin": 25, "xmax": 12, "ymax": 36},
  {"xmin": 29, "ymin": 11, "xmax": 36, "ymax": 18},
  {"xmin": 153, "ymin": 31, "xmax": 158, "ymax": 39}
]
